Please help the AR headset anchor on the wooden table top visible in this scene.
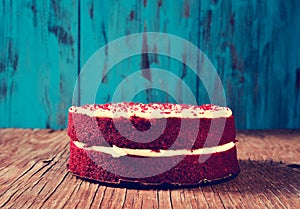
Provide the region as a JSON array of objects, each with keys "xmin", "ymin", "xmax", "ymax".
[{"xmin": 0, "ymin": 129, "xmax": 299, "ymax": 209}]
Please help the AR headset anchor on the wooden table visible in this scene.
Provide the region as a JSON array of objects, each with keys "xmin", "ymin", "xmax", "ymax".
[{"xmin": 0, "ymin": 129, "xmax": 299, "ymax": 208}]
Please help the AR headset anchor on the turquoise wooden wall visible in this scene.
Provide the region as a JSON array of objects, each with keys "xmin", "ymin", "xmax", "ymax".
[{"xmin": 0, "ymin": 0, "xmax": 299, "ymax": 130}]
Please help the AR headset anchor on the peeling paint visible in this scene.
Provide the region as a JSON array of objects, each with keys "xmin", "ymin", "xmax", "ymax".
[
  {"xmin": 0, "ymin": 82, "xmax": 7, "ymax": 101},
  {"xmin": 89, "ymin": 2, "xmax": 94, "ymax": 19},
  {"xmin": 181, "ymin": 53, "xmax": 187, "ymax": 79},
  {"xmin": 50, "ymin": 0, "xmax": 60, "ymax": 17},
  {"xmin": 0, "ymin": 62, "xmax": 5, "ymax": 73},
  {"xmin": 230, "ymin": 13, "xmax": 235, "ymax": 27},
  {"xmin": 29, "ymin": 0, "xmax": 38, "ymax": 27},
  {"xmin": 204, "ymin": 10, "xmax": 212, "ymax": 42},
  {"xmin": 8, "ymin": 40, "xmax": 18, "ymax": 72},
  {"xmin": 153, "ymin": 44, "xmax": 159, "ymax": 64},
  {"xmin": 141, "ymin": 31, "xmax": 151, "ymax": 82},
  {"xmin": 296, "ymin": 68, "xmax": 300, "ymax": 93},
  {"xmin": 129, "ymin": 10, "xmax": 135, "ymax": 20},
  {"xmin": 184, "ymin": 0, "xmax": 190, "ymax": 18},
  {"xmin": 229, "ymin": 43, "xmax": 243, "ymax": 72},
  {"xmin": 48, "ymin": 25, "xmax": 74, "ymax": 45},
  {"xmin": 157, "ymin": 0, "xmax": 162, "ymax": 8}
]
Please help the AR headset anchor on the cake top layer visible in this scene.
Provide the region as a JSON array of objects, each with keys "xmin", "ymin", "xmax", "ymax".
[{"xmin": 69, "ymin": 102, "xmax": 232, "ymax": 119}]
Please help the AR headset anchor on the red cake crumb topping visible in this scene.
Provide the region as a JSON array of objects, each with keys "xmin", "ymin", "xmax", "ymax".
[{"xmin": 69, "ymin": 102, "xmax": 232, "ymax": 119}]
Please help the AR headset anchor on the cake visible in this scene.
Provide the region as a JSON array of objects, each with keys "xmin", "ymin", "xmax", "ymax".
[{"xmin": 67, "ymin": 102, "xmax": 239, "ymax": 187}]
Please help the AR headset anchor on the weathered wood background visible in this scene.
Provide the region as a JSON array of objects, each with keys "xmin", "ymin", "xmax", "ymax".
[{"xmin": 0, "ymin": 0, "xmax": 300, "ymax": 130}]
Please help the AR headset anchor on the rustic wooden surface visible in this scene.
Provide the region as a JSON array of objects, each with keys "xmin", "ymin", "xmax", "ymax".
[
  {"xmin": 0, "ymin": 129, "xmax": 299, "ymax": 208},
  {"xmin": 1, "ymin": 1, "xmax": 300, "ymax": 130}
]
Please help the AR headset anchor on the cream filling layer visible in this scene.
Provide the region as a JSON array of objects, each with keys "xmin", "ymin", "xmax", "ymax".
[
  {"xmin": 69, "ymin": 103, "xmax": 232, "ymax": 119},
  {"xmin": 73, "ymin": 141, "xmax": 235, "ymax": 158}
]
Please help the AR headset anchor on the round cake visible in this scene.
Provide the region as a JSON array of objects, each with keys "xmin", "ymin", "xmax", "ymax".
[{"xmin": 67, "ymin": 102, "xmax": 239, "ymax": 187}]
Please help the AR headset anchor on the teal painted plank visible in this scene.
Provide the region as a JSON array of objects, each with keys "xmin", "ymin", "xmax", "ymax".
[
  {"xmin": 201, "ymin": 0, "xmax": 299, "ymax": 129},
  {"xmin": 0, "ymin": 0, "xmax": 78, "ymax": 129},
  {"xmin": 79, "ymin": 0, "xmax": 204, "ymax": 105},
  {"xmin": 216, "ymin": 0, "xmax": 300, "ymax": 129}
]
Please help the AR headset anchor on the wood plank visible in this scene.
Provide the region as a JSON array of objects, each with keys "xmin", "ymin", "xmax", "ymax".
[
  {"xmin": 0, "ymin": 129, "xmax": 299, "ymax": 208},
  {"xmin": 79, "ymin": 0, "xmax": 202, "ymax": 106},
  {"xmin": 199, "ymin": 0, "xmax": 300, "ymax": 130},
  {"xmin": 157, "ymin": 190, "xmax": 172, "ymax": 209},
  {"xmin": 0, "ymin": 0, "xmax": 78, "ymax": 129}
]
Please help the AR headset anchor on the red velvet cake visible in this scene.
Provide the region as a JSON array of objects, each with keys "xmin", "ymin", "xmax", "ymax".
[{"xmin": 67, "ymin": 102, "xmax": 239, "ymax": 187}]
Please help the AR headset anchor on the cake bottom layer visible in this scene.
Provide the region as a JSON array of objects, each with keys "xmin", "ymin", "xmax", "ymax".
[{"xmin": 68, "ymin": 141, "xmax": 240, "ymax": 186}]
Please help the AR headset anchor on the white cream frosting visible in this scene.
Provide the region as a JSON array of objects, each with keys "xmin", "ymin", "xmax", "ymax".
[
  {"xmin": 73, "ymin": 141, "xmax": 235, "ymax": 158},
  {"xmin": 69, "ymin": 103, "xmax": 232, "ymax": 119}
]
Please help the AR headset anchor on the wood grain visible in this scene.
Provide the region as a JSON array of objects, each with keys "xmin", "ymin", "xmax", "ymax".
[
  {"xmin": 0, "ymin": 1, "xmax": 300, "ymax": 130},
  {"xmin": 0, "ymin": 0, "xmax": 78, "ymax": 129},
  {"xmin": 0, "ymin": 129, "xmax": 299, "ymax": 208}
]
